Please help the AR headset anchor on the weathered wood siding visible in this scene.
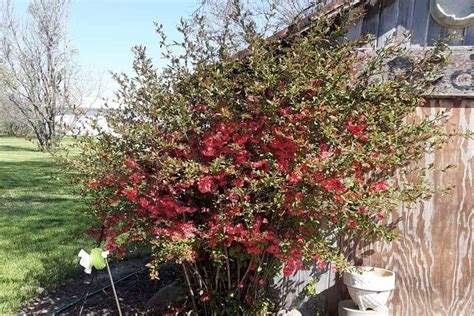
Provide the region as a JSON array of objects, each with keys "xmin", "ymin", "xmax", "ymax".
[
  {"xmin": 276, "ymin": 2, "xmax": 474, "ymax": 315},
  {"xmin": 279, "ymin": 100, "xmax": 473, "ymax": 316},
  {"xmin": 345, "ymin": 3, "xmax": 474, "ymax": 314},
  {"xmin": 347, "ymin": 0, "xmax": 474, "ymax": 46},
  {"xmin": 361, "ymin": 99, "xmax": 474, "ymax": 316},
  {"xmin": 273, "ymin": 263, "xmax": 339, "ymax": 314}
]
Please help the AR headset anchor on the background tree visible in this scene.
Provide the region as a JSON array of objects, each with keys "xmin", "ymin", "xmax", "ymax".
[
  {"xmin": 0, "ymin": 0, "xmax": 88, "ymax": 150},
  {"xmin": 193, "ymin": 0, "xmax": 329, "ymax": 52},
  {"xmin": 0, "ymin": 102, "xmax": 31, "ymax": 136},
  {"xmin": 0, "ymin": 61, "xmax": 29, "ymax": 136}
]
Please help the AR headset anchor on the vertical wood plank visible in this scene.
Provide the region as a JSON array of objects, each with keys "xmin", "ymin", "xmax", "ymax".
[
  {"xmin": 377, "ymin": 0, "xmax": 400, "ymax": 47},
  {"xmin": 272, "ymin": 266, "xmax": 334, "ymax": 313},
  {"xmin": 426, "ymin": 15, "xmax": 448, "ymax": 46},
  {"xmin": 448, "ymin": 28, "xmax": 465, "ymax": 46},
  {"xmin": 360, "ymin": 0, "xmax": 381, "ymax": 46},
  {"xmin": 397, "ymin": 0, "xmax": 415, "ymax": 32},
  {"xmin": 411, "ymin": 0, "xmax": 431, "ymax": 45},
  {"xmin": 464, "ymin": 26, "xmax": 474, "ymax": 45},
  {"xmin": 346, "ymin": 18, "xmax": 363, "ymax": 40}
]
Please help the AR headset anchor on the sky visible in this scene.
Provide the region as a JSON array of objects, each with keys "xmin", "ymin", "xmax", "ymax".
[{"xmin": 13, "ymin": 0, "xmax": 201, "ymax": 100}]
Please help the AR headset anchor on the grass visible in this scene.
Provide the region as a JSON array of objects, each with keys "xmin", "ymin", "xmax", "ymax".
[{"xmin": 0, "ymin": 137, "xmax": 94, "ymax": 314}]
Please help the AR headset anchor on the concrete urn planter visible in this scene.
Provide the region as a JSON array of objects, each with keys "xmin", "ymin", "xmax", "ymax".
[{"xmin": 343, "ymin": 267, "xmax": 395, "ymax": 312}]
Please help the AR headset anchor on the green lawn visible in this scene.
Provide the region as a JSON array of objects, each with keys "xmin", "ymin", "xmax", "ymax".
[{"xmin": 0, "ymin": 137, "xmax": 93, "ymax": 314}]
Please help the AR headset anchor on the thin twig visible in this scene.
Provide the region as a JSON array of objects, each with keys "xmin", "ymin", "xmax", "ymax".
[
  {"xmin": 237, "ymin": 259, "xmax": 241, "ymax": 284},
  {"xmin": 215, "ymin": 266, "xmax": 220, "ymax": 294},
  {"xmin": 182, "ymin": 263, "xmax": 199, "ymax": 315},
  {"xmin": 224, "ymin": 247, "xmax": 232, "ymax": 291},
  {"xmin": 238, "ymin": 259, "xmax": 253, "ymax": 286},
  {"xmin": 192, "ymin": 261, "xmax": 208, "ymax": 291}
]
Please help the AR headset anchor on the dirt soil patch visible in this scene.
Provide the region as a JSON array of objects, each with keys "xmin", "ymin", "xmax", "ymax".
[{"xmin": 17, "ymin": 258, "xmax": 179, "ymax": 315}]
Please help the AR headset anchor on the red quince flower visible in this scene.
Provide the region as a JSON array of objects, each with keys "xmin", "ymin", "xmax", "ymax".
[
  {"xmin": 229, "ymin": 193, "xmax": 239, "ymax": 202},
  {"xmin": 194, "ymin": 104, "xmax": 208, "ymax": 111},
  {"xmin": 198, "ymin": 176, "xmax": 215, "ymax": 193},
  {"xmin": 125, "ymin": 160, "xmax": 138, "ymax": 168},
  {"xmin": 123, "ymin": 187, "xmax": 138, "ymax": 201},
  {"xmin": 283, "ymin": 258, "xmax": 303, "ymax": 276},
  {"xmin": 295, "ymin": 193, "xmax": 304, "ymax": 200},
  {"xmin": 234, "ymin": 151, "xmax": 248, "ymax": 164},
  {"xmin": 346, "ymin": 220, "xmax": 357, "ymax": 229},
  {"xmin": 347, "ymin": 120, "xmax": 366, "ymax": 137},
  {"xmin": 200, "ymin": 294, "xmax": 210, "ymax": 302},
  {"xmin": 87, "ymin": 181, "xmax": 99, "ymax": 188},
  {"xmin": 251, "ymin": 159, "xmax": 269, "ymax": 171},
  {"xmin": 370, "ymin": 182, "xmax": 388, "ymax": 192},
  {"xmin": 358, "ymin": 133, "xmax": 369, "ymax": 142},
  {"xmin": 317, "ymin": 261, "xmax": 328, "ymax": 270},
  {"xmin": 279, "ymin": 108, "xmax": 291, "ymax": 116},
  {"xmin": 176, "ymin": 206, "xmax": 197, "ymax": 214},
  {"xmin": 320, "ymin": 177, "xmax": 346, "ymax": 193},
  {"xmin": 232, "ymin": 177, "xmax": 244, "ymax": 188},
  {"xmin": 289, "ymin": 171, "xmax": 302, "ymax": 184},
  {"xmin": 139, "ymin": 197, "xmax": 149, "ymax": 208}
]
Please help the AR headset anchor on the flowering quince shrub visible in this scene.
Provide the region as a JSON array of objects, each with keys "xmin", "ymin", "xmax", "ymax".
[{"xmin": 70, "ymin": 12, "xmax": 450, "ymax": 314}]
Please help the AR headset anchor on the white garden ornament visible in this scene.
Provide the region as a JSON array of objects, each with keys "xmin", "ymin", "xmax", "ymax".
[
  {"xmin": 343, "ymin": 267, "xmax": 395, "ymax": 312},
  {"xmin": 78, "ymin": 248, "xmax": 110, "ymax": 274},
  {"xmin": 78, "ymin": 248, "xmax": 122, "ymax": 315}
]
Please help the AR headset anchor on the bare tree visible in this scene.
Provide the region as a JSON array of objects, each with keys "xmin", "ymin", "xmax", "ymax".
[
  {"xmin": 193, "ymin": 0, "xmax": 331, "ymax": 52},
  {"xmin": 0, "ymin": 101, "xmax": 31, "ymax": 136},
  {"xmin": 0, "ymin": 58, "xmax": 30, "ymax": 136},
  {"xmin": 0, "ymin": 0, "xmax": 88, "ymax": 150}
]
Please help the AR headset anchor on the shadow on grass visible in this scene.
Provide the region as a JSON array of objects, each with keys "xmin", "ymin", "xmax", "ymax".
[
  {"xmin": 0, "ymin": 140, "xmax": 95, "ymax": 314},
  {"xmin": 0, "ymin": 202, "xmax": 93, "ymax": 312},
  {"xmin": 0, "ymin": 191, "xmax": 93, "ymax": 254},
  {"xmin": 0, "ymin": 160, "xmax": 72, "ymax": 191},
  {"xmin": 0, "ymin": 195, "xmax": 74, "ymax": 204},
  {"xmin": 0, "ymin": 145, "xmax": 38, "ymax": 153}
]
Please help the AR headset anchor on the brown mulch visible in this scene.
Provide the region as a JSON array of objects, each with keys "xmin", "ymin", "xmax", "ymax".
[{"xmin": 16, "ymin": 258, "xmax": 179, "ymax": 315}]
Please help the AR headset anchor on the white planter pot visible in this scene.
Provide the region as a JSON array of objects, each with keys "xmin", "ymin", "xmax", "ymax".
[{"xmin": 343, "ymin": 266, "xmax": 395, "ymax": 312}]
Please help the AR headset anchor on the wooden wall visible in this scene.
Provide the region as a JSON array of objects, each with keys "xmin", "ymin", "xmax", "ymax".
[
  {"xmin": 277, "ymin": 99, "xmax": 473, "ymax": 316},
  {"xmin": 344, "ymin": 2, "xmax": 474, "ymax": 313},
  {"xmin": 360, "ymin": 99, "xmax": 474, "ymax": 315},
  {"xmin": 275, "ymin": 1, "xmax": 474, "ymax": 315}
]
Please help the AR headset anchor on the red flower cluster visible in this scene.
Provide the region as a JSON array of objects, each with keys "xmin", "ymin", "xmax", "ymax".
[
  {"xmin": 347, "ymin": 115, "xmax": 369, "ymax": 142},
  {"xmin": 198, "ymin": 176, "xmax": 216, "ymax": 193},
  {"xmin": 84, "ymin": 86, "xmax": 392, "ymax": 294}
]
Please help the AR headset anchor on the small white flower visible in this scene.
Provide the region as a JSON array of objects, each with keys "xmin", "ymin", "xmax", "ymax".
[{"xmin": 78, "ymin": 249, "xmax": 109, "ymax": 274}]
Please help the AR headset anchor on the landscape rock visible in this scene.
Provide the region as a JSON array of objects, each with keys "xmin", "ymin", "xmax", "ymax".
[
  {"xmin": 277, "ymin": 309, "xmax": 303, "ymax": 316},
  {"xmin": 146, "ymin": 281, "xmax": 185, "ymax": 310}
]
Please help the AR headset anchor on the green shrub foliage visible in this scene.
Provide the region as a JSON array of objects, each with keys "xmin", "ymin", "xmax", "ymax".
[{"xmin": 71, "ymin": 10, "xmax": 449, "ymax": 314}]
